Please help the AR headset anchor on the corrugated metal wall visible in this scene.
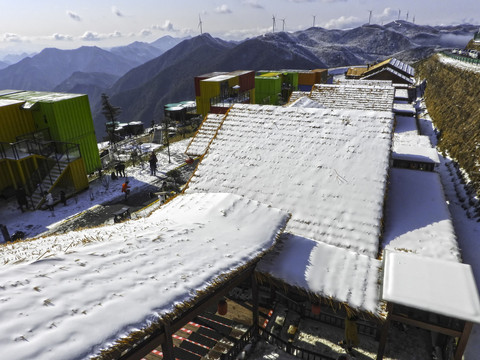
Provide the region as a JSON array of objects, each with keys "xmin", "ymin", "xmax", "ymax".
[
  {"xmin": 255, "ymin": 76, "xmax": 282, "ymax": 105},
  {"xmin": 283, "ymin": 72, "xmax": 299, "ymax": 90},
  {"xmin": 239, "ymin": 71, "xmax": 255, "ymax": 92},
  {"xmin": 0, "ymin": 102, "xmax": 35, "ymax": 142},
  {"xmin": 0, "ymin": 161, "xmax": 13, "ymax": 190},
  {"xmin": 298, "ymin": 72, "xmax": 316, "ymax": 86},
  {"xmin": 68, "ymin": 158, "xmax": 89, "ymax": 191},
  {"xmin": 32, "ymin": 96, "xmax": 100, "ymax": 174},
  {"xmin": 198, "ymin": 80, "xmax": 221, "ymax": 117}
]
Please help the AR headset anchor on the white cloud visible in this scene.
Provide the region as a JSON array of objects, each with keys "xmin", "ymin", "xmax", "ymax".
[
  {"xmin": 2, "ymin": 33, "xmax": 23, "ymax": 43},
  {"xmin": 215, "ymin": 4, "xmax": 232, "ymax": 14},
  {"xmin": 152, "ymin": 20, "xmax": 175, "ymax": 32},
  {"xmin": 52, "ymin": 33, "xmax": 73, "ymax": 41},
  {"xmin": 67, "ymin": 11, "xmax": 81, "ymax": 22},
  {"xmin": 219, "ymin": 26, "xmax": 270, "ymax": 40},
  {"xmin": 112, "ymin": 6, "xmax": 123, "ymax": 17},
  {"xmin": 324, "ymin": 15, "xmax": 363, "ymax": 29},
  {"xmin": 81, "ymin": 31, "xmax": 101, "ymax": 41},
  {"xmin": 375, "ymin": 7, "xmax": 397, "ymax": 24},
  {"xmin": 242, "ymin": 0, "xmax": 263, "ymax": 9},
  {"xmin": 290, "ymin": 0, "xmax": 347, "ymax": 2},
  {"xmin": 140, "ymin": 29, "xmax": 152, "ymax": 37},
  {"xmin": 108, "ymin": 31, "xmax": 123, "ymax": 38}
]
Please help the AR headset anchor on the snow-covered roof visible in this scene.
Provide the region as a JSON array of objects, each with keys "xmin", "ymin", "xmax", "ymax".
[
  {"xmin": 0, "ymin": 192, "xmax": 289, "ymax": 360},
  {"xmin": 287, "ymin": 96, "xmax": 324, "ymax": 109},
  {"xmin": 394, "ymin": 115, "xmax": 417, "ymax": 135},
  {"xmin": 1, "ymin": 90, "xmax": 84, "ymax": 103},
  {"xmin": 288, "ymin": 91, "xmax": 311, "ymax": 104},
  {"xmin": 337, "ymin": 79, "xmax": 393, "ymax": 87},
  {"xmin": 365, "ymin": 58, "xmax": 415, "ymax": 78},
  {"xmin": 383, "ymin": 251, "xmax": 480, "ymax": 323},
  {"xmin": 185, "ymin": 113, "xmax": 225, "ymax": 156},
  {"xmin": 309, "ymin": 83, "xmax": 395, "ymax": 112},
  {"xmin": 388, "ymin": 58, "xmax": 415, "ymax": 77},
  {"xmin": 393, "ymin": 134, "xmax": 440, "ymax": 164},
  {"xmin": 394, "ymin": 88, "xmax": 409, "ymax": 100},
  {"xmin": 187, "ymin": 104, "xmax": 394, "ymax": 257},
  {"xmin": 363, "ymin": 67, "xmax": 415, "ymax": 85},
  {"xmin": 257, "ymin": 234, "xmax": 384, "ymax": 316},
  {"xmin": 383, "ymin": 168, "xmax": 460, "ymax": 261},
  {"xmin": 393, "ymin": 101, "xmax": 416, "ymax": 115},
  {"xmin": 0, "ymin": 98, "xmax": 24, "ymax": 107},
  {"xmin": 202, "ymin": 74, "xmax": 236, "ymax": 82}
]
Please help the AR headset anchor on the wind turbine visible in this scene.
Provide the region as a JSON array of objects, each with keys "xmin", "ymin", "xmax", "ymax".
[
  {"xmin": 312, "ymin": 15, "xmax": 316, "ymax": 28},
  {"xmin": 282, "ymin": 18, "xmax": 286, "ymax": 32},
  {"xmin": 368, "ymin": 10, "xmax": 372, "ymax": 24},
  {"xmin": 406, "ymin": 11, "xmax": 409, "ymax": 22},
  {"xmin": 272, "ymin": 15, "xmax": 276, "ymax": 33},
  {"xmin": 198, "ymin": 15, "xmax": 203, "ymax": 35},
  {"xmin": 413, "ymin": 15, "xmax": 415, "ymax": 24},
  {"xmin": 398, "ymin": 9, "xmax": 401, "ymax": 20}
]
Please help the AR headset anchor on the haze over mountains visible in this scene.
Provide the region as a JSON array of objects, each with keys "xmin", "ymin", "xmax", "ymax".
[{"xmin": 0, "ymin": 21, "xmax": 477, "ymax": 140}]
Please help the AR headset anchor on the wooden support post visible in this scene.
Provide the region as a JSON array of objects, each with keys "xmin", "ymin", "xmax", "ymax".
[
  {"xmin": 162, "ymin": 321, "xmax": 175, "ymax": 360},
  {"xmin": 252, "ymin": 272, "xmax": 259, "ymax": 338},
  {"xmin": 6, "ymin": 160, "xmax": 15, "ymax": 188},
  {"xmin": 376, "ymin": 303, "xmax": 393, "ymax": 360},
  {"xmin": 454, "ymin": 321, "xmax": 473, "ymax": 360},
  {"xmin": 16, "ymin": 160, "xmax": 26, "ymax": 188}
]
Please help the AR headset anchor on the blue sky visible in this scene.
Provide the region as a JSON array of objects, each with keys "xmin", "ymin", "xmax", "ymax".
[{"xmin": 1, "ymin": 0, "xmax": 479, "ymax": 56}]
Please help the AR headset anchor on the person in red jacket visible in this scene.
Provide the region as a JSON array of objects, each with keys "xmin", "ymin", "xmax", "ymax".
[{"xmin": 121, "ymin": 180, "xmax": 130, "ymax": 200}]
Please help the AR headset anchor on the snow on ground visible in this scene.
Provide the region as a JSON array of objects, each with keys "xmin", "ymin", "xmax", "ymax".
[
  {"xmin": 416, "ymin": 99, "xmax": 480, "ymax": 358},
  {"xmin": 0, "ymin": 139, "xmax": 190, "ymax": 241},
  {"xmin": 438, "ymin": 53, "xmax": 480, "ymax": 74}
]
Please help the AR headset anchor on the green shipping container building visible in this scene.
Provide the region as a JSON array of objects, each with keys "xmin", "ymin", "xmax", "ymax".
[
  {"xmin": 1, "ymin": 91, "xmax": 100, "ymax": 174},
  {"xmin": 0, "ymin": 90, "xmax": 100, "ymax": 209},
  {"xmin": 255, "ymin": 76, "xmax": 282, "ymax": 105}
]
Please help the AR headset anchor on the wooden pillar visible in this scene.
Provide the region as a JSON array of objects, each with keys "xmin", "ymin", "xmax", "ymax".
[
  {"xmin": 6, "ymin": 160, "xmax": 15, "ymax": 187},
  {"xmin": 162, "ymin": 321, "xmax": 175, "ymax": 360},
  {"xmin": 251, "ymin": 272, "xmax": 259, "ymax": 338},
  {"xmin": 377, "ymin": 303, "xmax": 394, "ymax": 360},
  {"xmin": 454, "ymin": 321, "xmax": 473, "ymax": 360},
  {"xmin": 16, "ymin": 160, "xmax": 26, "ymax": 187}
]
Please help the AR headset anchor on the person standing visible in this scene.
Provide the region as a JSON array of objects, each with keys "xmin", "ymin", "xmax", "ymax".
[
  {"xmin": 149, "ymin": 151, "xmax": 158, "ymax": 176},
  {"xmin": 15, "ymin": 186, "xmax": 28, "ymax": 213},
  {"xmin": 44, "ymin": 191, "xmax": 54, "ymax": 212},
  {"xmin": 121, "ymin": 180, "xmax": 130, "ymax": 200},
  {"xmin": 60, "ymin": 191, "xmax": 67, "ymax": 206},
  {"xmin": 115, "ymin": 162, "xmax": 125, "ymax": 177}
]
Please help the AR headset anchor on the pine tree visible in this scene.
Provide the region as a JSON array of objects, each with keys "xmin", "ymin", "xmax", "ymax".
[{"xmin": 101, "ymin": 93, "xmax": 122, "ymax": 144}]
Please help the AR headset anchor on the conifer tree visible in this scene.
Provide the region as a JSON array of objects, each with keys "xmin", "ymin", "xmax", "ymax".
[{"xmin": 101, "ymin": 93, "xmax": 122, "ymax": 144}]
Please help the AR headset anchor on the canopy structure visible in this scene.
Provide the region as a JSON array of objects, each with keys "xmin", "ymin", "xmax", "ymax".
[
  {"xmin": 377, "ymin": 251, "xmax": 480, "ymax": 359},
  {"xmin": 0, "ymin": 192, "xmax": 289, "ymax": 360},
  {"xmin": 383, "ymin": 251, "xmax": 480, "ymax": 322}
]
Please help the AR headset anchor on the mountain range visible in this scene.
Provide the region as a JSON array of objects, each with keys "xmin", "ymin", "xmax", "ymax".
[{"xmin": 0, "ymin": 21, "xmax": 477, "ymax": 140}]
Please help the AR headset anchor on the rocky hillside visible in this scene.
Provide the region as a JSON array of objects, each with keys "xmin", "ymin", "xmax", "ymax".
[{"xmin": 416, "ymin": 54, "xmax": 480, "ymax": 194}]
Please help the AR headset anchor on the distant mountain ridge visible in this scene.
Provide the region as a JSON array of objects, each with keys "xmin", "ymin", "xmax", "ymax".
[
  {"xmin": 0, "ymin": 36, "xmax": 186, "ymax": 92},
  {"xmin": 0, "ymin": 46, "xmax": 136, "ymax": 91},
  {"xmin": 0, "ymin": 21, "xmax": 477, "ymax": 139}
]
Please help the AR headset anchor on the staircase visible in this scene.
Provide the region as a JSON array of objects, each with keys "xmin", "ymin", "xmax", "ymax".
[{"xmin": 31, "ymin": 158, "xmax": 70, "ymax": 209}]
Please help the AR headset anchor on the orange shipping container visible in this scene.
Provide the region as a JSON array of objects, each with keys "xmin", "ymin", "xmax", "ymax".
[{"xmin": 298, "ymin": 72, "xmax": 316, "ymax": 86}]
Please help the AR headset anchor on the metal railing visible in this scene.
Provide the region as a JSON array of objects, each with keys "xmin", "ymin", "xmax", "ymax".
[
  {"xmin": 221, "ymin": 325, "xmax": 256, "ymax": 360},
  {"xmin": 273, "ymin": 291, "xmax": 378, "ymax": 338},
  {"xmin": 260, "ymin": 328, "xmax": 336, "ymax": 360},
  {"xmin": 210, "ymin": 91, "xmax": 251, "ymax": 108},
  {"xmin": 442, "ymin": 51, "xmax": 480, "ymax": 66}
]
